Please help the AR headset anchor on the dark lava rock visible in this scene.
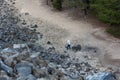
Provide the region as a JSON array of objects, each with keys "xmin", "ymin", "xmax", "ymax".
[
  {"xmin": 0, "ymin": 26, "xmax": 39, "ymax": 45},
  {"xmin": 0, "ymin": 3, "xmax": 41, "ymax": 48},
  {"xmin": 72, "ymin": 44, "xmax": 81, "ymax": 52},
  {"xmin": 31, "ymin": 24, "xmax": 38, "ymax": 28},
  {"xmin": 47, "ymin": 41, "xmax": 51, "ymax": 45},
  {"xmin": 40, "ymin": 52, "xmax": 69, "ymax": 64},
  {"xmin": 33, "ymin": 68, "xmax": 47, "ymax": 78},
  {"xmin": 28, "ymin": 43, "xmax": 44, "ymax": 52},
  {"xmin": 47, "ymin": 67, "xmax": 55, "ymax": 75}
]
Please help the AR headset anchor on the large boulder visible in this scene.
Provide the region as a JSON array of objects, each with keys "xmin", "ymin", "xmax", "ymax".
[
  {"xmin": 72, "ymin": 44, "xmax": 81, "ymax": 52},
  {"xmin": 0, "ymin": 48, "xmax": 19, "ymax": 59},
  {"xmin": 86, "ymin": 72, "xmax": 116, "ymax": 80},
  {"xmin": 0, "ymin": 48, "xmax": 19, "ymax": 66},
  {"xmin": 0, "ymin": 60, "xmax": 13, "ymax": 76},
  {"xmin": 15, "ymin": 62, "xmax": 33, "ymax": 76}
]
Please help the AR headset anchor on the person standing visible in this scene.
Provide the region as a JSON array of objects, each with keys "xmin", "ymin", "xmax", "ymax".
[{"xmin": 66, "ymin": 40, "xmax": 71, "ymax": 50}]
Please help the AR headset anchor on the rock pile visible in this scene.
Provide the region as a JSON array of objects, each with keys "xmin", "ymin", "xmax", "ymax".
[
  {"xmin": 0, "ymin": 44, "xmax": 117, "ymax": 80},
  {"xmin": 0, "ymin": 0, "xmax": 41, "ymax": 48},
  {"xmin": 0, "ymin": 0, "xmax": 4, "ymax": 6},
  {"xmin": 0, "ymin": 26, "xmax": 40, "ymax": 47},
  {"xmin": 0, "ymin": 0, "xmax": 118, "ymax": 80}
]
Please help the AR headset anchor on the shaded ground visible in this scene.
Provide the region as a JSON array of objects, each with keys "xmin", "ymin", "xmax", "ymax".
[{"xmin": 11, "ymin": 0, "xmax": 120, "ymax": 68}]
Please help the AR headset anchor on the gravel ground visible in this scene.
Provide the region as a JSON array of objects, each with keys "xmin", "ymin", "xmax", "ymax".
[{"xmin": 12, "ymin": 0, "xmax": 120, "ymax": 68}]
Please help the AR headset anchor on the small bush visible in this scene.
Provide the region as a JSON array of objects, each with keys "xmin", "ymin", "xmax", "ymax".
[
  {"xmin": 52, "ymin": 0, "xmax": 62, "ymax": 10},
  {"xmin": 107, "ymin": 26, "xmax": 120, "ymax": 38}
]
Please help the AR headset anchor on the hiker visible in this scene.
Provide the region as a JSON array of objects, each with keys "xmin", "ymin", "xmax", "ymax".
[{"xmin": 66, "ymin": 40, "xmax": 71, "ymax": 50}]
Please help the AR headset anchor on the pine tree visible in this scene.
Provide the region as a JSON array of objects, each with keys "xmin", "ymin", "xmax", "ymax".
[
  {"xmin": 91, "ymin": 0, "xmax": 120, "ymax": 25},
  {"xmin": 52, "ymin": 0, "xmax": 62, "ymax": 10}
]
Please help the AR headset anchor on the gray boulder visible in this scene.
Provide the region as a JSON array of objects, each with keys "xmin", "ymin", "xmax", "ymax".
[
  {"xmin": 15, "ymin": 62, "xmax": 32, "ymax": 76},
  {"xmin": 86, "ymin": 72, "xmax": 116, "ymax": 80},
  {"xmin": 26, "ymin": 74, "xmax": 37, "ymax": 80},
  {"xmin": 0, "ymin": 48, "xmax": 19, "ymax": 59},
  {"xmin": 0, "ymin": 77, "xmax": 7, "ymax": 80},
  {"xmin": 0, "ymin": 60, "xmax": 13, "ymax": 76}
]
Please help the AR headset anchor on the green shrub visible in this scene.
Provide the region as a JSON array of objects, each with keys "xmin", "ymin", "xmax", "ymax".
[
  {"xmin": 107, "ymin": 26, "xmax": 120, "ymax": 38},
  {"xmin": 91, "ymin": 0, "xmax": 120, "ymax": 25},
  {"xmin": 52, "ymin": 0, "xmax": 62, "ymax": 10}
]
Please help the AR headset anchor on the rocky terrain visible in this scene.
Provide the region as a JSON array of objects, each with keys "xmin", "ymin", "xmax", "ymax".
[{"xmin": 0, "ymin": 0, "xmax": 120, "ymax": 80}]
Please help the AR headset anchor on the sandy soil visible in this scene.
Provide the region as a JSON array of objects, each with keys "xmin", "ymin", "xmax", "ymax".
[{"xmin": 11, "ymin": 0, "xmax": 120, "ymax": 67}]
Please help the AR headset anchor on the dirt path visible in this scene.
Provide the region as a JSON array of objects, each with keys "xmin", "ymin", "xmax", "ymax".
[{"xmin": 13, "ymin": 0, "xmax": 120, "ymax": 67}]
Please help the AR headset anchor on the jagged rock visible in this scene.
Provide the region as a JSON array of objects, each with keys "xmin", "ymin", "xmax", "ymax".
[
  {"xmin": 47, "ymin": 41, "xmax": 51, "ymax": 45},
  {"xmin": 69, "ymin": 71, "xmax": 80, "ymax": 79},
  {"xmin": 26, "ymin": 74, "xmax": 37, "ymax": 80},
  {"xmin": 115, "ymin": 72, "xmax": 120, "ymax": 80},
  {"xmin": 83, "ymin": 66, "xmax": 91, "ymax": 72},
  {"xmin": 0, "ymin": 48, "xmax": 19, "ymax": 67},
  {"xmin": 48, "ymin": 62, "xmax": 56, "ymax": 68},
  {"xmin": 86, "ymin": 72, "xmax": 116, "ymax": 80},
  {"xmin": 38, "ymin": 70, "xmax": 46, "ymax": 78},
  {"xmin": 80, "ymin": 71, "xmax": 86, "ymax": 75},
  {"xmin": 58, "ymin": 75, "xmax": 70, "ymax": 80},
  {"xmin": 0, "ymin": 60, "xmax": 13, "ymax": 76},
  {"xmin": 40, "ymin": 52, "xmax": 69, "ymax": 64},
  {"xmin": 72, "ymin": 44, "xmax": 81, "ymax": 52},
  {"xmin": 47, "ymin": 63, "xmax": 56, "ymax": 75},
  {"xmin": 31, "ymin": 24, "xmax": 38, "ymax": 28},
  {"xmin": 1, "ymin": 48, "xmax": 18, "ymax": 54},
  {"xmin": 15, "ymin": 62, "xmax": 32, "ymax": 76},
  {"xmin": 0, "ymin": 77, "xmax": 7, "ymax": 80},
  {"xmin": 0, "ymin": 22, "xmax": 40, "ymax": 47},
  {"xmin": 46, "ymin": 46, "xmax": 55, "ymax": 53},
  {"xmin": 30, "ymin": 56, "xmax": 42, "ymax": 67},
  {"xmin": 66, "ymin": 68, "xmax": 80, "ymax": 79},
  {"xmin": 30, "ymin": 55, "xmax": 47, "ymax": 67},
  {"xmin": 30, "ymin": 52, "xmax": 40, "ymax": 58},
  {"xmin": 0, "ymin": 70, "xmax": 7, "ymax": 76},
  {"xmin": 47, "ymin": 67, "xmax": 55, "ymax": 75},
  {"xmin": 33, "ymin": 67, "xmax": 47, "ymax": 78},
  {"xmin": 28, "ymin": 43, "xmax": 44, "ymax": 52},
  {"xmin": 4, "ymin": 58, "xmax": 14, "ymax": 67},
  {"xmin": 115, "ymin": 68, "xmax": 120, "ymax": 80},
  {"xmin": 0, "ymin": 48, "xmax": 19, "ymax": 59}
]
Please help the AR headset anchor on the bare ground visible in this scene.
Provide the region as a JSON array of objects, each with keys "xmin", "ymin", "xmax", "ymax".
[{"xmin": 11, "ymin": 0, "xmax": 120, "ymax": 68}]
